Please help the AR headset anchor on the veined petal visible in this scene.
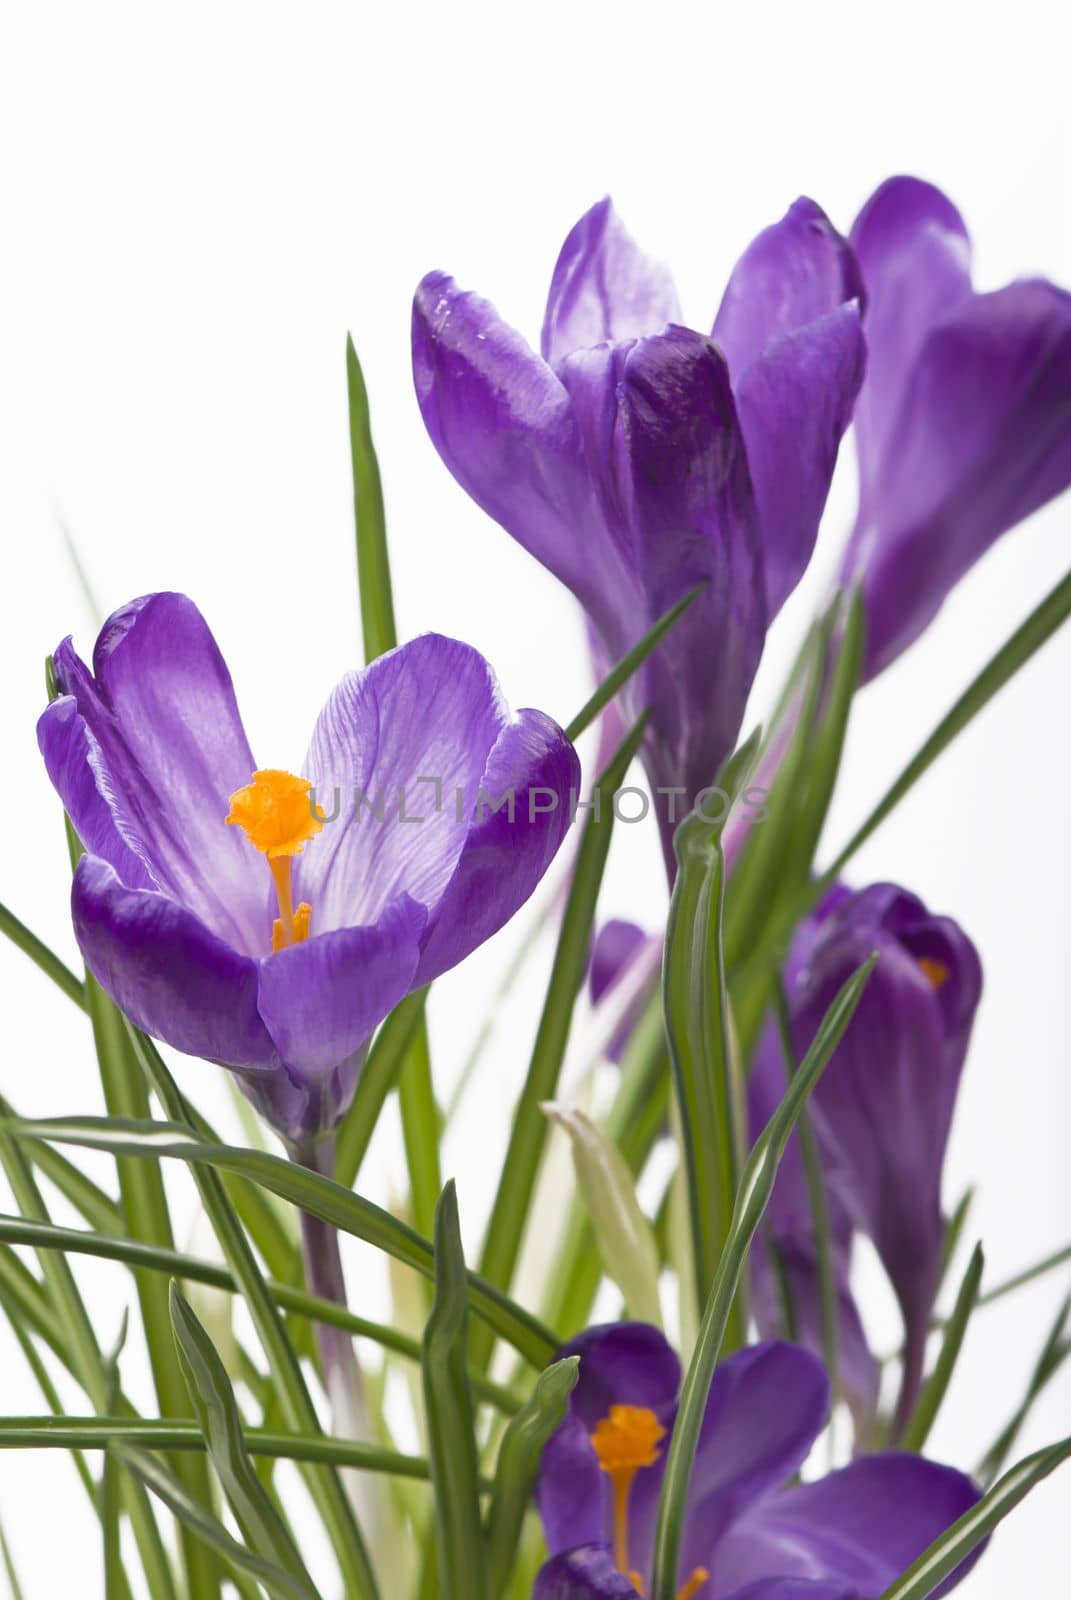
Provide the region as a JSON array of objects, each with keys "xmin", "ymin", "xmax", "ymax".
[
  {"xmin": 713, "ymin": 196, "xmax": 864, "ymax": 380},
  {"xmin": 534, "ymin": 1546, "xmax": 640, "ymax": 1599},
  {"xmin": 542, "ymin": 197, "xmax": 682, "ymax": 368},
  {"xmin": 51, "ymin": 593, "xmax": 267, "ymax": 955},
  {"xmin": 723, "ymin": 1584, "xmax": 859, "ymax": 1600},
  {"xmin": 37, "ymin": 696, "xmax": 158, "ymax": 890},
  {"xmin": 713, "ymin": 1454, "xmax": 982, "ymax": 1599},
  {"xmin": 413, "ymin": 707, "xmax": 579, "ymax": 984},
  {"xmin": 412, "ymin": 273, "xmax": 623, "ymax": 636},
  {"xmin": 298, "ymin": 635, "xmax": 509, "ymax": 931},
  {"xmin": 71, "ymin": 855, "xmax": 276, "ymax": 1072}
]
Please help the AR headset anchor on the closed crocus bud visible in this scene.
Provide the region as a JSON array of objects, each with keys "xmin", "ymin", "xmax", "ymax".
[
  {"xmin": 769, "ymin": 883, "xmax": 982, "ymax": 1430},
  {"xmin": 840, "ymin": 176, "xmax": 1071, "ymax": 678}
]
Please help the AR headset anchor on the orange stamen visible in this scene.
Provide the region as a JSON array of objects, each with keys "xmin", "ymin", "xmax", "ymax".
[
  {"xmin": 677, "ymin": 1570, "xmax": 710, "ymax": 1600},
  {"xmin": 227, "ymin": 769, "xmax": 323, "ymax": 950},
  {"xmin": 918, "ymin": 955, "xmax": 950, "ymax": 991}
]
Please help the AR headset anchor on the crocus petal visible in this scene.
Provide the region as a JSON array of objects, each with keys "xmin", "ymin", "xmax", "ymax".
[
  {"xmin": 37, "ymin": 696, "xmax": 157, "ymax": 891},
  {"xmin": 713, "ymin": 197, "xmax": 865, "ymax": 380},
  {"xmin": 561, "ymin": 326, "xmax": 765, "ymax": 811},
  {"xmin": 537, "ymin": 1415, "xmax": 609, "ymax": 1560},
  {"xmin": 413, "ymin": 708, "xmax": 580, "ymax": 985},
  {"xmin": 71, "ymin": 855, "xmax": 276, "ymax": 1072},
  {"xmin": 256, "ymin": 893, "xmax": 426, "ymax": 1075},
  {"xmin": 713, "ymin": 1454, "xmax": 982, "ymax": 1599},
  {"xmin": 299, "ymin": 634, "xmax": 509, "ymax": 931},
  {"xmin": 590, "ymin": 919, "xmax": 648, "ymax": 1004},
  {"xmin": 542, "ymin": 197, "xmax": 682, "ymax": 368},
  {"xmin": 51, "ymin": 593, "xmax": 266, "ymax": 955},
  {"xmin": 723, "ymin": 1583, "xmax": 859, "ymax": 1600},
  {"xmin": 848, "ymin": 177, "xmax": 972, "ymax": 500},
  {"xmin": 845, "ymin": 278, "xmax": 1071, "ymax": 675},
  {"xmin": 734, "ymin": 303, "xmax": 865, "ymax": 618},
  {"xmin": 534, "ymin": 1547, "xmax": 640, "ymax": 1600},
  {"xmin": 412, "ymin": 273, "xmax": 629, "ymax": 640}
]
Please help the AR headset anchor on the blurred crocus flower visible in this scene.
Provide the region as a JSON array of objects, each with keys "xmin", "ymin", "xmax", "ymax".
[
  {"xmin": 413, "ymin": 198, "xmax": 865, "ymax": 863},
  {"xmin": 840, "ymin": 175, "xmax": 1071, "ymax": 678},
  {"xmin": 534, "ymin": 1323, "xmax": 980, "ymax": 1599},
  {"xmin": 752, "ymin": 883, "xmax": 982, "ymax": 1430},
  {"xmin": 38, "ymin": 592, "xmax": 578, "ymax": 1144}
]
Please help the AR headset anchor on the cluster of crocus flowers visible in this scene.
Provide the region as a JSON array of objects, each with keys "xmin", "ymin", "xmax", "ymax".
[
  {"xmin": 534, "ymin": 1324, "xmax": 981, "ymax": 1599},
  {"xmin": 38, "ymin": 592, "xmax": 579, "ymax": 1144}
]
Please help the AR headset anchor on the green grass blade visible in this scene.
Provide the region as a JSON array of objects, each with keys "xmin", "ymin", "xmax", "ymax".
[
  {"xmin": 564, "ymin": 585, "xmax": 704, "ymax": 742},
  {"xmin": 472, "ymin": 715, "xmax": 648, "ymax": 1370},
  {"xmin": 485, "ymin": 1357, "xmax": 579, "ymax": 1595},
  {"xmin": 0, "ymin": 899, "xmax": 84, "ymax": 1008},
  {"xmin": 878, "ymin": 1435, "xmax": 1071, "ymax": 1600},
  {"xmin": 829, "ymin": 564, "xmax": 1071, "ymax": 880},
  {"xmin": 170, "ymin": 1284, "xmax": 318, "ymax": 1596},
  {"xmin": 398, "ymin": 1018, "xmax": 442, "ymax": 1243},
  {"xmin": 976, "ymin": 1293, "xmax": 1071, "ymax": 1484},
  {"xmin": 901, "ymin": 1242, "xmax": 984, "ymax": 1452},
  {"xmin": 937, "ymin": 1188, "xmax": 975, "ymax": 1295},
  {"xmin": 0, "ymin": 1514, "xmax": 24, "ymax": 1600},
  {"xmin": 347, "ymin": 333, "xmax": 395, "ymax": 661},
  {"xmin": 336, "ymin": 991, "xmax": 427, "ymax": 1189},
  {"xmin": 650, "ymin": 956, "xmax": 876, "ymax": 1600},
  {"xmin": 102, "ymin": 1317, "xmax": 129, "ymax": 1600},
  {"xmin": 978, "ymin": 1241, "xmax": 1071, "ymax": 1307},
  {"xmin": 422, "ymin": 1184, "xmax": 487, "ymax": 1600},
  {"xmin": 7, "ymin": 1114, "xmax": 559, "ymax": 1369}
]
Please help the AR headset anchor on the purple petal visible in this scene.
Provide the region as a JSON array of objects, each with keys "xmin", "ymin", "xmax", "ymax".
[
  {"xmin": 848, "ymin": 177, "xmax": 972, "ymax": 502},
  {"xmin": 723, "ymin": 1584, "xmax": 859, "ymax": 1600},
  {"xmin": 542, "ymin": 198, "xmax": 682, "ymax": 368},
  {"xmin": 844, "ymin": 278, "xmax": 1071, "ymax": 675},
  {"xmin": 412, "ymin": 273, "xmax": 627, "ymax": 640},
  {"xmin": 534, "ymin": 1547, "xmax": 640, "ymax": 1600},
  {"xmin": 71, "ymin": 854, "xmax": 276, "ymax": 1073},
  {"xmin": 590, "ymin": 919, "xmax": 648, "ymax": 1005},
  {"xmin": 37, "ymin": 696, "xmax": 157, "ymax": 891},
  {"xmin": 734, "ymin": 303, "xmax": 865, "ymax": 618},
  {"xmin": 713, "ymin": 197, "xmax": 865, "ymax": 380},
  {"xmin": 414, "ymin": 707, "xmax": 579, "ymax": 984},
  {"xmin": 255, "ymin": 893, "xmax": 427, "ymax": 1084},
  {"xmin": 50, "ymin": 593, "xmax": 266, "ymax": 955},
  {"xmin": 537, "ymin": 1415, "xmax": 608, "ymax": 1560},
  {"xmin": 713, "ymin": 1453, "xmax": 982, "ymax": 1599},
  {"xmin": 299, "ymin": 635, "xmax": 508, "ymax": 933}
]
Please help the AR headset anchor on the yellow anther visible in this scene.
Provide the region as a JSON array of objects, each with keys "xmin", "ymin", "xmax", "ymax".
[
  {"xmin": 227, "ymin": 770, "xmax": 323, "ymax": 952},
  {"xmin": 676, "ymin": 1569, "xmax": 710, "ymax": 1600},
  {"xmin": 591, "ymin": 1407, "xmax": 666, "ymax": 1584},
  {"xmin": 918, "ymin": 956, "xmax": 950, "ymax": 991}
]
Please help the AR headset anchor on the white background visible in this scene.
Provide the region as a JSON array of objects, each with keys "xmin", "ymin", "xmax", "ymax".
[{"xmin": 1, "ymin": 1, "xmax": 1069, "ymax": 1594}]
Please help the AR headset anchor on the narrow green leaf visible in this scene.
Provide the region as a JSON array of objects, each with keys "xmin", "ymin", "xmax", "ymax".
[
  {"xmin": 6, "ymin": 1114, "xmax": 559, "ymax": 1370},
  {"xmin": 102, "ymin": 1314, "xmax": 130, "ymax": 1600},
  {"xmin": 976, "ymin": 1293, "xmax": 1071, "ymax": 1484},
  {"xmin": 347, "ymin": 332, "xmax": 395, "ymax": 661},
  {"xmin": 564, "ymin": 584, "xmax": 704, "ymax": 742},
  {"xmin": 169, "ymin": 1284, "xmax": 318, "ymax": 1595},
  {"xmin": 472, "ymin": 714, "xmax": 648, "ymax": 1370},
  {"xmin": 783, "ymin": 590, "xmax": 864, "ymax": 878},
  {"xmin": 121, "ymin": 1448, "xmax": 321, "ymax": 1600},
  {"xmin": 978, "ymin": 1240, "xmax": 1071, "ymax": 1307},
  {"xmin": 0, "ymin": 899, "xmax": 84, "ymax": 1009},
  {"xmin": 0, "ymin": 1514, "xmax": 24, "ymax": 1600},
  {"xmin": 829, "ymin": 564, "xmax": 1071, "ymax": 880},
  {"xmin": 398, "ymin": 1017, "xmax": 442, "ymax": 1246},
  {"xmin": 485, "ymin": 1357, "xmax": 579, "ymax": 1595},
  {"xmin": 336, "ymin": 990, "xmax": 427, "ymax": 1189},
  {"xmin": 937, "ymin": 1188, "xmax": 975, "ymax": 1295},
  {"xmin": 650, "ymin": 956, "xmax": 876, "ymax": 1600},
  {"xmin": 878, "ymin": 1435, "xmax": 1071, "ymax": 1600},
  {"xmin": 422, "ymin": 1184, "xmax": 487, "ymax": 1600},
  {"xmin": 542, "ymin": 1105, "xmax": 662, "ymax": 1328},
  {"xmin": 901, "ymin": 1242, "xmax": 984, "ymax": 1452}
]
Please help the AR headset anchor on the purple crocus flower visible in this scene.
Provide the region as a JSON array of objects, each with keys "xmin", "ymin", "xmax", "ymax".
[
  {"xmin": 751, "ymin": 883, "xmax": 982, "ymax": 1430},
  {"xmin": 839, "ymin": 175, "xmax": 1071, "ymax": 678},
  {"xmin": 413, "ymin": 198, "xmax": 865, "ymax": 864},
  {"xmin": 37, "ymin": 592, "xmax": 579, "ymax": 1144},
  {"xmin": 534, "ymin": 1324, "xmax": 981, "ymax": 1599}
]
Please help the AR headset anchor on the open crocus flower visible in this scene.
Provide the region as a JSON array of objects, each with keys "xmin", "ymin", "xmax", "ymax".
[
  {"xmin": 413, "ymin": 197, "xmax": 865, "ymax": 865},
  {"xmin": 534, "ymin": 1325, "xmax": 981, "ymax": 1599},
  {"xmin": 839, "ymin": 175, "xmax": 1071, "ymax": 678},
  {"xmin": 751, "ymin": 883, "xmax": 982, "ymax": 1432},
  {"xmin": 37, "ymin": 593, "xmax": 579, "ymax": 1144}
]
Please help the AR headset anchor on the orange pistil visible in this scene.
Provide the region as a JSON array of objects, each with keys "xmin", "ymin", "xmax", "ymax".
[
  {"xmin": 918, "ymin": 955, "xmax": 950, "ymax": 991},
  {"xmin": 226, "ymin": 769, "xmax": 323, "ymax": 950},
  {"xmin": 589, "ymin": 1406, "xmax": 708, "ymax": 1598}
]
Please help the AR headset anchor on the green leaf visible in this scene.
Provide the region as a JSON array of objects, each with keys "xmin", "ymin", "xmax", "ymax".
[
  {"xmin": 485, "ymin": 1357, "xmax": 579, "ymax": 1595},
  {"xmin": 6, "ymin": 1114, "xmax": 559, "ymax": 1370},
  {"xmin": 398, "ymin": 1016, "xmax": 443, "ymax": 1246},
  {"xmin": 878, "ymin": 1434, "xmax": 1071, "ymax": 1600},
  {"xmin": 0, "ymin": 1512, "xmax": 24, "ymax": 1600},
  {"xmin": 564, "ymin": 584, "xmax": 704, "ymax": 742},
  {"xmin": 122, "ymin": 1447, "xmax": 319, "ymax": 1600},
  {"xmin": 0, "ymin": 899, "xmax": 84, "ymax": 1009},
  {"xmin": 422, "ymin": 1183, "xmax": 487, "ymax": 1600},
  {"xmin": 978, "ymin": 1240, "xmax": 1071, "ymax": 1307},
  {"xmin": 650, "ymin": 955, "xmax": 876, "ymax": 1600},
  {"xmin": 471, "ymin": 714, "xmax": 648, "ymax": 1370},
  {"xmin": 901, "ymin": 1242, "xmax": 984, "ymax": 1452},
  {"xmin": 663, "ymin": 731, "xmax": 760, "ymax": 1331},
  {"xmin": 347, "ymin": 332, "xmax": 395, "ymax": 662},
  {"xmin": 102, "ymin": 1314, "xmax": 130, "ymax": 1600},
  {"xmin": 336, "ymin": 990, "xmax": 427, "ymax": 1189},
  {"xmin": 169, "ymin": 1283, "xmax": 318, "ymax": 1596},
  {"xmin": 542, "ymin": 1104, "xmax": 662, "ymax": 1328},
  {"xmin": 976, "ymin": 1293, "xmax": 1071, "ymax": 1485}
]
